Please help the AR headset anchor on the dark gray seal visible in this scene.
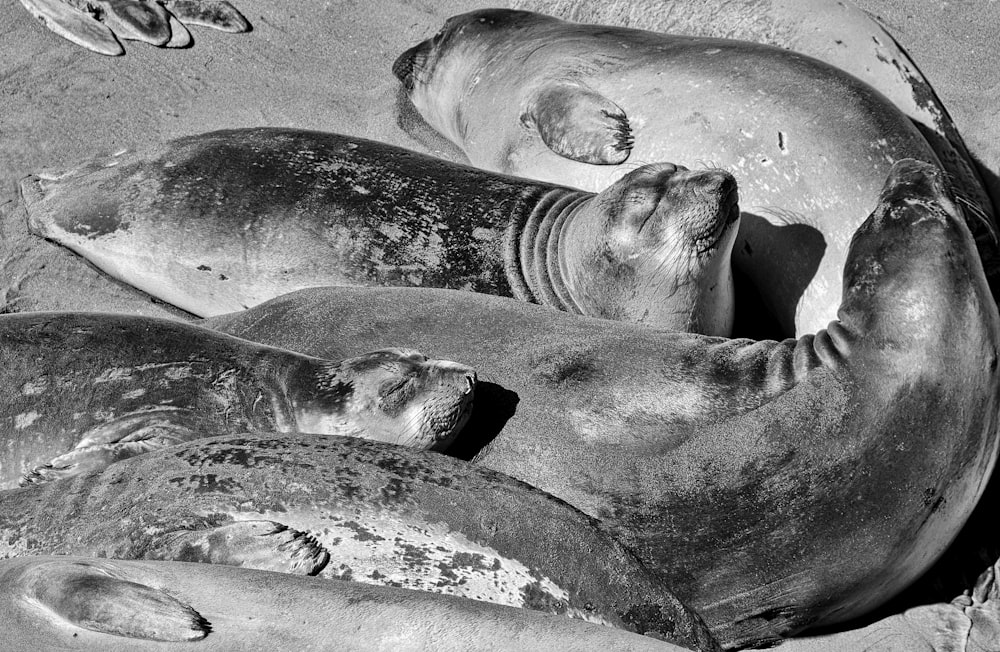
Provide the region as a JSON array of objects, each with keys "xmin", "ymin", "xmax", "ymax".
[
  {"xmin": 22, "ymin": 127, "xmax": 740, "ymax": 335},
  {"xmin": 0, "ymin": 312, "xmax": 475, "ymax": 490},
  {"xmin": 0, "ymin": 432, "xmax": 720, "ymax": 652},
  {"xmin": 207, "ymin": 159, "xmax": 1000, "ymax": 648}
]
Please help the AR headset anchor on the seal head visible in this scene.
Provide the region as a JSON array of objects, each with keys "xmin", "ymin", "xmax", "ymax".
[
  {"xmin": 290, "ymin": 348, "xmax": 477, "ymax": 451},
  {"xmin": 563, "ymin": 162, "xmax": 739, "ymax": 331}
]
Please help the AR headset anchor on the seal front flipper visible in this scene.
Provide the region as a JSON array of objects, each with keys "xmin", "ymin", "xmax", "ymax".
[
  {"xmin": 150, "ymin": 521, "xmax": 331, "ymax": 575},
  {"xmin": 521, "ymin": 83, "xmax": 633, "ymax": 165},
  {"xmin": 18, "ymin": 0, "xmax": 124, "ymax": 55},
  {"xmin": 20, "ymin": 558, "xmax": 210, "ymax": 641},
  {"xmin": 21, "ymin": 410, "xmax": 200, "ymax": 486}
]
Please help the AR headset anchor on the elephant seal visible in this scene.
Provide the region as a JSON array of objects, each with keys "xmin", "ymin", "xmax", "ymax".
[
  {"xmin": 0, "ymin": 557, "xmax": 699, "ymax": 651},
  {"xmin": 0, "ymin": 433, "xmax": 720, "ymax": 652},
  {"xmin": 0, "ymin": 312, "xmax": 476, "ymax": 490},
  {"xmin": 513, "ymin": 0, "xmax": 997, "ymax": 222},
  {"xmin": 22, "ymin": 127, "xmax": 740, "ymax": 335},
  {"xmin": 207, "ymin": 160, "xmax": 1000, "ymax": 648},
  {"xmin": 394, "ymin": 9, "xmax": 999, "ymax": 336}
]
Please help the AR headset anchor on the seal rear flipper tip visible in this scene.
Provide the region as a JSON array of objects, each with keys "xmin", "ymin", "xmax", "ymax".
[
  {"xmin": 164, "ymin": 11, "xmax": 192, "ymax": 48},
  {"xmin": 23, "ymin": 559, "xmax": 210, "ymax": 641},
  {"xmin": 18, "ymin": 0, "xmax": 125, "ymax": 55},
  {"xmin": 964, "ymin": 559, "xmax": 1000, "ymax": 652},
  {"xmin": 150, "ymin": 520, "xmax": 330, "ymax": 576},
  {"xmin": 523, "ymin": 82, "xmax": 632, "ymax": 165},
  {"xmin": 162, "ymin": 0, "xmax": 251, "ymax": 33}
]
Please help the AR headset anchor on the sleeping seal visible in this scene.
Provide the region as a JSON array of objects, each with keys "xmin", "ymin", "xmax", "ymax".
[
  {"xmin": 394, "ymin": 9, "xmax": 998, "ymax": 336},
  {"xmin": 207, "ymin": 160, "xmax": 1000, "ymax": 648},
  {"xmin": 0, "ymin": 556, "xmax": 701, "ymax": 651},
  {"xmin": 21, "ymin": 127, "xmax": 740, "ymax": 335},
  {"xmin": 0, "ymin": 433, "xmax": 720, "ymax": 652},
  {"xmin": 0, "ymin": 313, "xmax": 475, "ymax": 489}
]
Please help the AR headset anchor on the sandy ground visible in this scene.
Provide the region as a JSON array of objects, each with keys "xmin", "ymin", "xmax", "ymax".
[{"xmin": 0, "ymin": 0, "xmax": 997, "ymax": 317}]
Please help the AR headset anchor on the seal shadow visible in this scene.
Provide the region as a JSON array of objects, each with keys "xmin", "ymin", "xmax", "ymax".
[
  {"xmin": 444, "ymin": 380, "xmax": 519, "ymax": 461},
  {"xmin": 732, "ymin": 214, "xmax": 826, "ymax": 340}
]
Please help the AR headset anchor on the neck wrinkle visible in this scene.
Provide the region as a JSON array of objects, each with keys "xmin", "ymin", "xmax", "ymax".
[{"xmin": 504, "ymin": 187, "xmax": 590, "ymax": 311}]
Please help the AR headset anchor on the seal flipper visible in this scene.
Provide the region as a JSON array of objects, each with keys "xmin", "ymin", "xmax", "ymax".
[
  {"xmin": 522, "ymin": 83, "xmax": 633, "ymax": 165},
  {"xmin": 21, "ymin": 410, "xmax": 201, "ymax": 486},
  {"xmin": 18, "ymin": 0, "xmax": 124, "ymax": 55},
  {"xmin": 22, "ymin": 559, "xmax": 209, "ymax": 641},
  {"xmin": 150, "ymin": 521, "xmax": 331, "ymax": 575},
  {"xmin": 161, "ymin": 0, "xmax": 251, "ymax": 32},
  {"xmin": 960, "ymin": 560, "xmax": 1000, "ymax": 652},
  {"xmin": 91, "ymin": 0, "xmax": 172, "ymax": 46}
]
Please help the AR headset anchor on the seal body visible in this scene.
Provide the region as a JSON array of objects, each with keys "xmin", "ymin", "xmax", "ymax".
[
  {"xmin": 394, "ymin": 9, "xmax": 998, "ymax": 336},
  {"xmin": 208, "ymin": 160, "xmax": 1000, "ymax": 648},
  {"xmin": 0, "ymin": 312, "xmax": 476, "ymax": 489},
  {"xmin": 0, "ymin": 433, "xmax": 720, "ymax": 652},
  {"xmin": 22, "ymin": 127, "xmax": 740, "ymax": 335},
  {"xmin": 0, "ymin": 556, "xmax": 701, "ymax": 652}
]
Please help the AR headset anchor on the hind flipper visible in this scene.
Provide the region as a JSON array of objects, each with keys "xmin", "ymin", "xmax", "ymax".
[
  {"xmin": 160, "ymin": 0, "xmax": 250, "ymax": 32},
  {"xmin": 18, "ymin": 0, "xmax": 124, "ymax": 55}
]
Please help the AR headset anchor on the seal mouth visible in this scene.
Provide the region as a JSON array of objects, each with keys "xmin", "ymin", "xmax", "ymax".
[
  {"xmin": 392, "ymin": 44, "xmax": 422, "ymax": 92},
  {"xmin": 692, "ymin": 175, "xmax": 740, "ymax": 255}
]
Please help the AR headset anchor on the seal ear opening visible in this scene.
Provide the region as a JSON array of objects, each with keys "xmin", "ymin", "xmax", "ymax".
[{"xmin": 521, "ymin": 83, "xmax": 633, "ymax": 165}]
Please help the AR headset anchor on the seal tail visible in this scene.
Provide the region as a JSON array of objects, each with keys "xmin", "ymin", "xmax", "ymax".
[{"xmin": 21, "ymin": 559, "xmax": 211, "ymax": 641}]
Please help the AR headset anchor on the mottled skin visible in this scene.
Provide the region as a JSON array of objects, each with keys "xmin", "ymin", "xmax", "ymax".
[
  {"xmin": 0, "ymin": 557, "xmax": 699, "ymax": 651},
  {"xmin": 0, "ymin": 312, "xmax": 476, "ymax": 490},
  {"xmin": 394, "ymin": 9, "xmax": 999, "ymax": 336},
  {"xmin": 0, "ymin": 433, "xmax": 720, "ymax": 652},
  {"xmin": 207, "ymin": 161, "xmax": 1000, "ymax": 648},
  {"xmin": 22, "ymin": 127, "xmax": 741, "ymax": 335}
]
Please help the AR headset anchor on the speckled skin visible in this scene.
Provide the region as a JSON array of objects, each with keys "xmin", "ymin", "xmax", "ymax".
[
  {"xmin": 207, "ymin": 160, "xmax": 1000, "ymax": 649},
  {"xmin": 394, "ymin": 9, "xmax": 998, "ymax": 337},
  {"xmin": 21, "ymin": 127, "xmax": 740, "ymax": 335},
  {"xmin": 0, "ymin": 433, "xmax": 720, "ymax": 652},
  {"xmin": 0, "ymin": 556, "xmax": 701, "ymax": 651},
  {"xmin": 0, "ymin": 312, "xmax": 476, "ymax": 490}
]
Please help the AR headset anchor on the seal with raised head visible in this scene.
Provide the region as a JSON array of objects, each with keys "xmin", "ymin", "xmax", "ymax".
[
  {"xmin": 0, "ymin": 433, "xmax": 721, "ymax": 652},
  {"xmin": 0, "ymin": 556, "xmax": 703, "ymax": 651},
  {"xmin": 394, "ymin": 9, "xmax": 998, "ymax": 336},
  {"xmin": 207, "ymin": 160, "xmax": 1000, "ymax": 648},
  {"xmin": 0, "ymin": 312, "xmax": 476, "ymax": 490},
  {"xmin": 22, "ymin": 127, "xmax": 741, "ymax": 336}
]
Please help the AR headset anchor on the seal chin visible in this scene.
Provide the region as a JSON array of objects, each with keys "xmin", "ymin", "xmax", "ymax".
[{"xmin": 392, "ymin": 45, "xmax": 420, "ymax": 90}]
